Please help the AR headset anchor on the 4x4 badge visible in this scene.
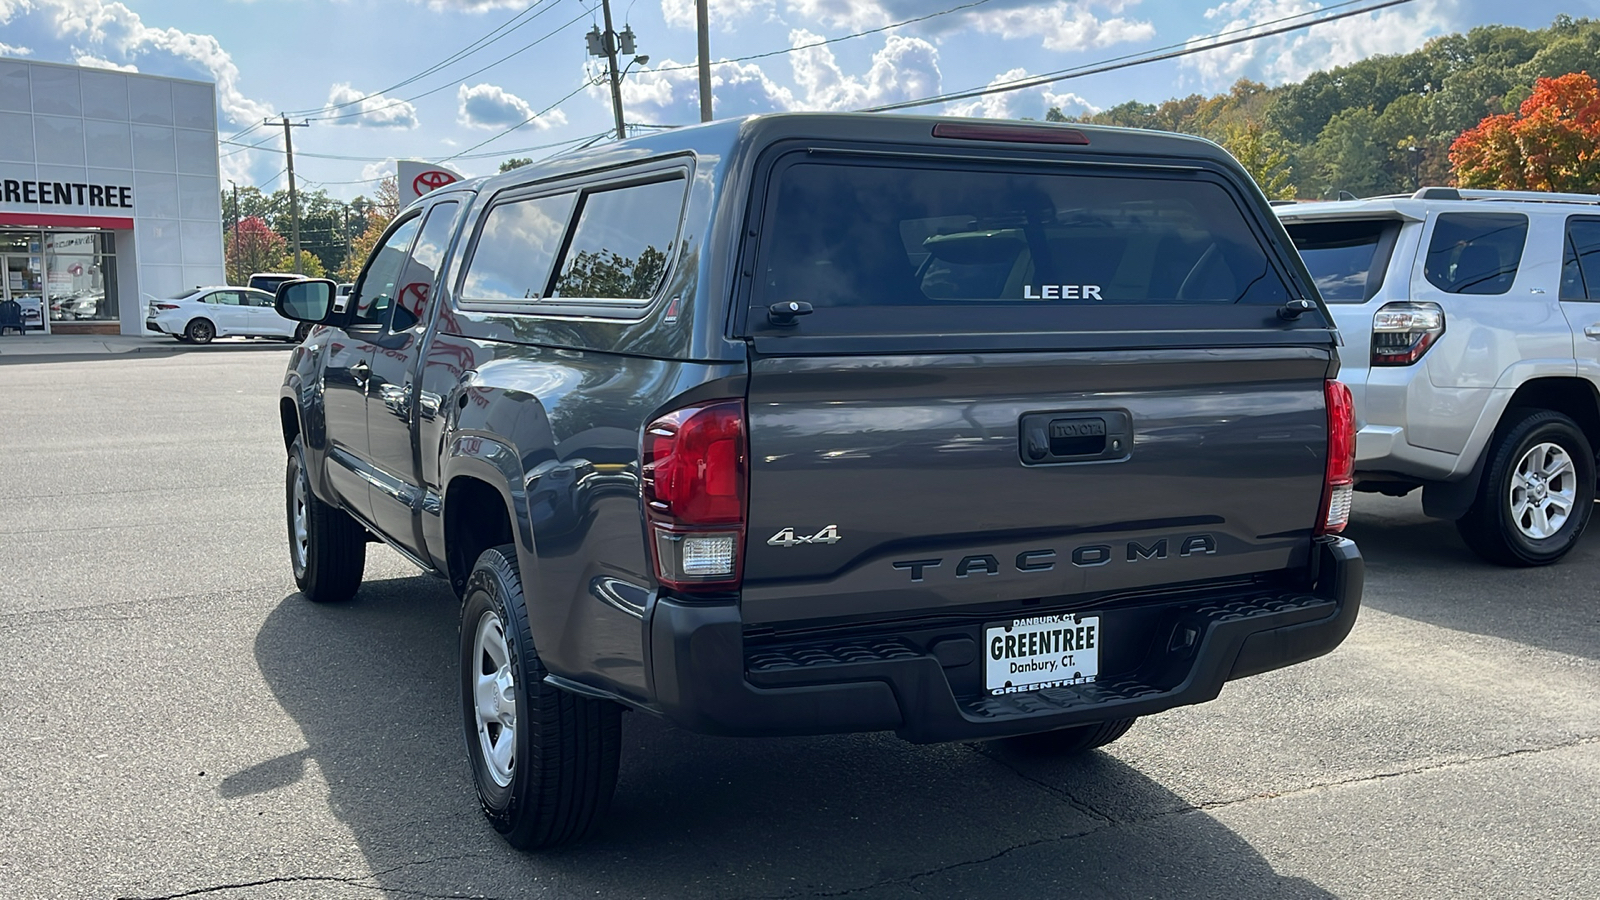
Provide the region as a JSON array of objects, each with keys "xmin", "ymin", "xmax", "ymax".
[{"xmin": 767, "ymin": 525, "xmax": 842, "ymax": 547}]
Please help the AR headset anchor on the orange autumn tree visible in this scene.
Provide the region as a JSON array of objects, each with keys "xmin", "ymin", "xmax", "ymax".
[{"xmin": 1450, "ymin": 72, "xmax": 1600, "ymax": 193}]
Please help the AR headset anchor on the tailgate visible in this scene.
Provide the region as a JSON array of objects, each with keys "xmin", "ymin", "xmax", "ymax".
[
  {"xmin": 741, "ymin": 348, "xmax": 1330, "ymax": 624},
  {"xmin": 735, "ymin": 141, "xmax": 1336, "ymax": 625}
]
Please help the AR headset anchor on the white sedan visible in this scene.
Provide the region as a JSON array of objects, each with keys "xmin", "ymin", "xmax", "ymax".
[{"xmin": 145, "ymin": 286, "xmax": 309, "ymax": 344}]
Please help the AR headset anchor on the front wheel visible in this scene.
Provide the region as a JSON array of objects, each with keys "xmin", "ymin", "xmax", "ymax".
[
  {"xmin": 1457, "ymin": 409, "xmax": 1595, "ymax": 567},
  {"xmin": 461, "ymin": 545, "xmax": 621, "ymax": 849},
  {"xmin": 293, "ymin": 321, "xmax": 312, "ymax": 342},
  {"xmin": 286, "ymin": 435, "xmax": 367, "ymax": 602}
]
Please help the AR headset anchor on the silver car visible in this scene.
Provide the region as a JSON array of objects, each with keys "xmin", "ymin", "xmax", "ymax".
[{"xmin": 1279, "ymin": 187, "xmax": 1600, "ymax": 566}]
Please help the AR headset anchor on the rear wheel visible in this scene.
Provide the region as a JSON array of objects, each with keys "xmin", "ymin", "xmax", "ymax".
[
  {"xmin": 997, "ymin": 718, "xmax": 1136, "ymax": 755},
  {"xmin": 293, "ymin": 321, "xmax": 312, "ymax": 342},
  {"xmin": 184, "ymin": 317, "xmax": 215, "ymax": 344},
  {"xmin": 1457, "ymin": 409, "xmax": 1595, "ymax": 567},
  {"xmin": 461, "ymin": 545, "xmax": 622, "ymax": 849},
  {"xmin": 286, "ymin": 435, "xmax": 366, "ymax": 602}
]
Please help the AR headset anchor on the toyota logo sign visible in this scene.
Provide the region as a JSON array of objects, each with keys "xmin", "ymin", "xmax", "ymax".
[{"xmin": 412, "ymin": 170, "xmax": 457, "ymax": 195}]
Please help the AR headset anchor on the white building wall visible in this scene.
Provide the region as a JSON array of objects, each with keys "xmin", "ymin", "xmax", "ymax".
[{"xmin": 0, "ymin": 57, "xmax": 224, "ymax": 335}]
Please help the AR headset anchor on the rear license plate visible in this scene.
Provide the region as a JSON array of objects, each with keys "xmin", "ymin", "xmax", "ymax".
[{"xmin": 984, "ymin": 614, "xmax": 1100, "ymax": 695}]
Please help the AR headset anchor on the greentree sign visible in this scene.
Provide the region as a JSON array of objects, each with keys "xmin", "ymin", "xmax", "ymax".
[{"xmin": 1, "ymin": 179, "xmax": 133, "ymax": 209}]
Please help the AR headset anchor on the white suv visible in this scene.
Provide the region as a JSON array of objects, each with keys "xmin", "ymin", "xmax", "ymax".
[{"xmin": 1278, "ymin": 187, "xmax": 1600, "ymax": 566}]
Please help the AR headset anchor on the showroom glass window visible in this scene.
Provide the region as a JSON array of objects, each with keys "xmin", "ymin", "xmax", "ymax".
[{"xmin": 45, "ymin": 232, "xmax": 117, "ymax": 321}]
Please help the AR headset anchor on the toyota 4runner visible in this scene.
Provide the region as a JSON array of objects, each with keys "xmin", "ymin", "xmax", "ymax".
[
  {"xmin": 275, "ymin": 114, "xmax": 1363, "ymax": 849},
  {"xmin": 1279, "ymin": 187, "xmax": 1600, "ymax": 566}
]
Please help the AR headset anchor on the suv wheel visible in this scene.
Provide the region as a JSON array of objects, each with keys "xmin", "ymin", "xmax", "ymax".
[
  {"xmin": 996, "ymin": 718, "xmax": 1136, "ymax": 755},
  {"xmin": 1457, "ymin": 410, "xmax": 1596, "ymax": 567},
  {"xmin": 461, "ymin": 545, "xmax": 622, "ymax": 849},
  {"xmin": 286, "ymin": 435, "xmax": 367, "ymax": 601}
]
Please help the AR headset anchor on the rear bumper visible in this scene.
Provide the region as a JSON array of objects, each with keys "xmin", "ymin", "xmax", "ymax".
[{"xmin": 645, "ymin": 537, "xmax": 1362, "ymax": 743}]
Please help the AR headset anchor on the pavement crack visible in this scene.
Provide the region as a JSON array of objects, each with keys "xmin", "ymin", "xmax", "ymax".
[
  {"xmin": 1174, "ymin": 733, "xmax": 1600, "ymax": 817},
  {"xmin": 119, "ymin": 870, "xmax": 509, "ymax": 900},
  {"xmin": 963, "ymin": 741, "xmax": 1119, "ymax": 825}
]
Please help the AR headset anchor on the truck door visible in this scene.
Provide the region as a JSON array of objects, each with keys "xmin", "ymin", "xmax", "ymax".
[
  {"xmin": 363, "ymin": 198, "xmax": 463, "ymax": 552},
  {"xmin": 321, "ymin": 214, "xmax": 423, "ymax": 524}
]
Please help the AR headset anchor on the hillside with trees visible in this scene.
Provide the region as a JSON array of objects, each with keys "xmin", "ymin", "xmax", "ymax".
[{"xmin": 1049, "ymin": 15, "xmax": 1600, "ymax": 199}]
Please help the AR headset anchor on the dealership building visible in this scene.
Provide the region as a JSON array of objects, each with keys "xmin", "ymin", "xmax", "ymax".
[{"xmin": 0, "ymin": 57, "xmax": 224, "ymax": 335}]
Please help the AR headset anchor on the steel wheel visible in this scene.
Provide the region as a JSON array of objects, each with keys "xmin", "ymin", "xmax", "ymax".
[
  {"xmin": 1508, "ymin": 442, "xmax": 1576, "ymax": 540},
  {"xmin": 472, "ymin": 609, "xmax": 517, "ymax": 788},
  {"xmin": 290, "ymin": 458, "xmax": 310, "ymax": 578}
]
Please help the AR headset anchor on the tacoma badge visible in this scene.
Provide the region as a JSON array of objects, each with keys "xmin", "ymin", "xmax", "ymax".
[{"xmin": 767, "ymin": 525, "xmax": 842, "ymax": 547}]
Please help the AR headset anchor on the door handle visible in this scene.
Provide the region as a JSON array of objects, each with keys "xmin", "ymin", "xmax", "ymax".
[
  {"xmin": 1585, "ymin": 325, "xmax": 1600, "ymax": 340},
  {"xmin": 350, "ymin": 360, "xmax": 370, "ymax": 388}
]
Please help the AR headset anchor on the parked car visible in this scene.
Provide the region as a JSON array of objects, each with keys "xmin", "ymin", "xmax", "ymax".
[
  {"xmin": 247, "ymin": 272, "xmax": 305, "ymax": 295},
  {"xmin": 1279, "ymin": 186, "xmax": 1600, "ymax": 566},
  {"xmin": 275, "ymin": 113, "xmax": 1362, "ymax": 849},
  {"xmin": 146, "ymin": 286, "xmax": 308, "ymax": 343}
]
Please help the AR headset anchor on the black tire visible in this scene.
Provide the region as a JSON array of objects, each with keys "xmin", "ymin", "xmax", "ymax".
[
  {"xmin": 1456, "ymin": 409, "xmax": 1595, "ymax": 567},
  {"xmin": 184, "ymin": 317, "xmax": 215, "ymax": 344},
  {"xmin": 460, "ymin": 545, "xmax": 622, "ymax": 850},
  {"xmin": 286, "ymin": 435, "xmax": 367, "ymax": 602},
  {"xmin": 293, "ymin": 321, "xmax": 312, "ymax": 342},
  {"xmin": 997, "ymin": 718, "xmax": 1137, "ymax": 756}
]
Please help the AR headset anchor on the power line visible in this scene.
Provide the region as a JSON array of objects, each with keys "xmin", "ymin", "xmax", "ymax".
[
  {"xmin": 304, "ymin": 5, "xmax": 597, "ymax": 124},
  {"xmin": 283, "ymin": 0, "xmax": 563, "ymax": 116},
  {"xmin": 220, "ymin": 132, "xmax": 279, "ymax": 159},
  {"xmin": 863, "ymin": 0, "xmax": 1418, "ymax": 112},
  {"xmin": 648, "ymin": 0, "xmax": 994, "ymax": 74},
  {"xmin": 440, "ymin": 84, "xmax": 594, "ymax": 160}
]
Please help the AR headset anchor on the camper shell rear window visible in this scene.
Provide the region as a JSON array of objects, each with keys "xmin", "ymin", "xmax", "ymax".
[{"xmin": 747, "ymin": 155, "xmax": 1292, "ymax": 336}]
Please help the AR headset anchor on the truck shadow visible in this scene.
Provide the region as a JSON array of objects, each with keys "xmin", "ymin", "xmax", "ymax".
[
  {"xmin": 247, "ymin": 575, "xmax": 1332, "ymax": 899},
  {"xmin": 1343, "ymin": 493, "xmax": 1600, "ymax": 662}
]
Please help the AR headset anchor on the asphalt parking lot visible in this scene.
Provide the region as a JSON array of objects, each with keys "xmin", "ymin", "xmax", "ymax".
[{"xmin": 2, "ymin": 351, "xmax": 1597, "ymax": 900}]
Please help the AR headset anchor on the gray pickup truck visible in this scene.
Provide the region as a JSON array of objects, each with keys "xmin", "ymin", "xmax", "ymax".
[{"xmin": 274, "ymin": 114, "xmax": 1364, "ymax": 849}]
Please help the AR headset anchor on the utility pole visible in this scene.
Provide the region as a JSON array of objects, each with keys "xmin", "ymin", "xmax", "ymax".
[
  {"xmin": 696, "ymin": 0, "xmax": 712, "ymax": 122},
  {"xmin": 228, "ymin": 180, "xmax": 239, "ymax": 284},
  {"xmin": 600, "ymin": 0, "xmax": 626, "ymax": 140},
  {"xmin": 272, "ymin": 115, "xmax": 310, "ymax": 273}
]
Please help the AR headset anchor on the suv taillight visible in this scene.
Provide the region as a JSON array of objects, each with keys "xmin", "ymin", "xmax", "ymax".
[
  {"xmin": 1317, "ymin": 380, "xmax": 1355, "ymax": 535},
  {"xmin": 1371, "ymin": 301, "xmax": 1444, "ymax": 366},
  {"xmin": 641, "ymin": 400, "xmax": 747, "ymax": 590}
]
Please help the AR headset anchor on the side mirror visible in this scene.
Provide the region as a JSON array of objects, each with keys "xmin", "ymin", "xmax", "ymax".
[{"xmin": 275, "ymin": 279, "xmax": 337, "ymax": 323}]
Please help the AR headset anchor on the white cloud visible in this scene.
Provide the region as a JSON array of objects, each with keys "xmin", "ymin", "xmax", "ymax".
[
  {"xmin": 0, "ymin": 41, "xmax": 32, "ymax": 55},
  {"xmin": 360, "ymin": 158, "xmax": 397, "ymax": 184},
  {"xmin": 322, "ymin": 83, "xmax": 420, "ymax": 129},
  {"xmin": 414, "ymin": 0, "xmax": 527, "ymax": 10},
  {"xmin": 0, "ymin": 0, "xmax": 273, "ymax": 129},
  {"xmin": 72, "ymin": 52, "xmax": 135, "ymax": 71},
  {"xmin": 788, "ymin": 29, "xmax": 941, "ymax": 110},
  {"xmin": 457, "ymin": 82, "xmax": 567, "ymax": 130},
  {"xmin": 1183, "ymin": 0, "xmax": 1456, "ymax": 88},
  {"xmin": 661, "ymin": 0, "xmax": 773, "ymax": 30},
  {"xmin": 970, "ymin": 1, "xmax": 1155, "ymax": 52},
  {"xmin": 611, "ymin": 57, "xmax": 797, "ymax": 121},
  {"xmin": 944, "ymin": 68, "xmax": 1099, "ymax": 119}
]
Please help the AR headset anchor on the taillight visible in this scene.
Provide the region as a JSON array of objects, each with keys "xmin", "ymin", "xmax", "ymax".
[
  {"xmin": 640, "ymin": 400, "xmax": 747, "ymax": 590},
  {"xmin": 1317, "ymin": 380, "xmax": 1356, "ymax": 535},
  {"xmin": 1371, "ymin": 301, "xmax": 1444, "ymax": 366},
  {"xmin": 154, "ymin": 303, "xmax": 181, "ymax": 310}
]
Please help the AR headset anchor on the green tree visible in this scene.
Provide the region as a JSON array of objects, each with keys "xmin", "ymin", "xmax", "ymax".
[
  {"xmin": 1309, "ymin": 108, "xmax": 1388, "ymax": 199},
  {"xmin": 1221, "ymin": 120, "xmax": 1296, "ymax": 199},
  {"xmin": 499, "ymin": 157, "xmax": 534, "ymax": 172}
]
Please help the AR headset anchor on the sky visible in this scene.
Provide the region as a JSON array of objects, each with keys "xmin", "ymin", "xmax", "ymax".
[{"xmin": 0, "ymin": 0, "xmax": 1588, "ymax": 200}]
